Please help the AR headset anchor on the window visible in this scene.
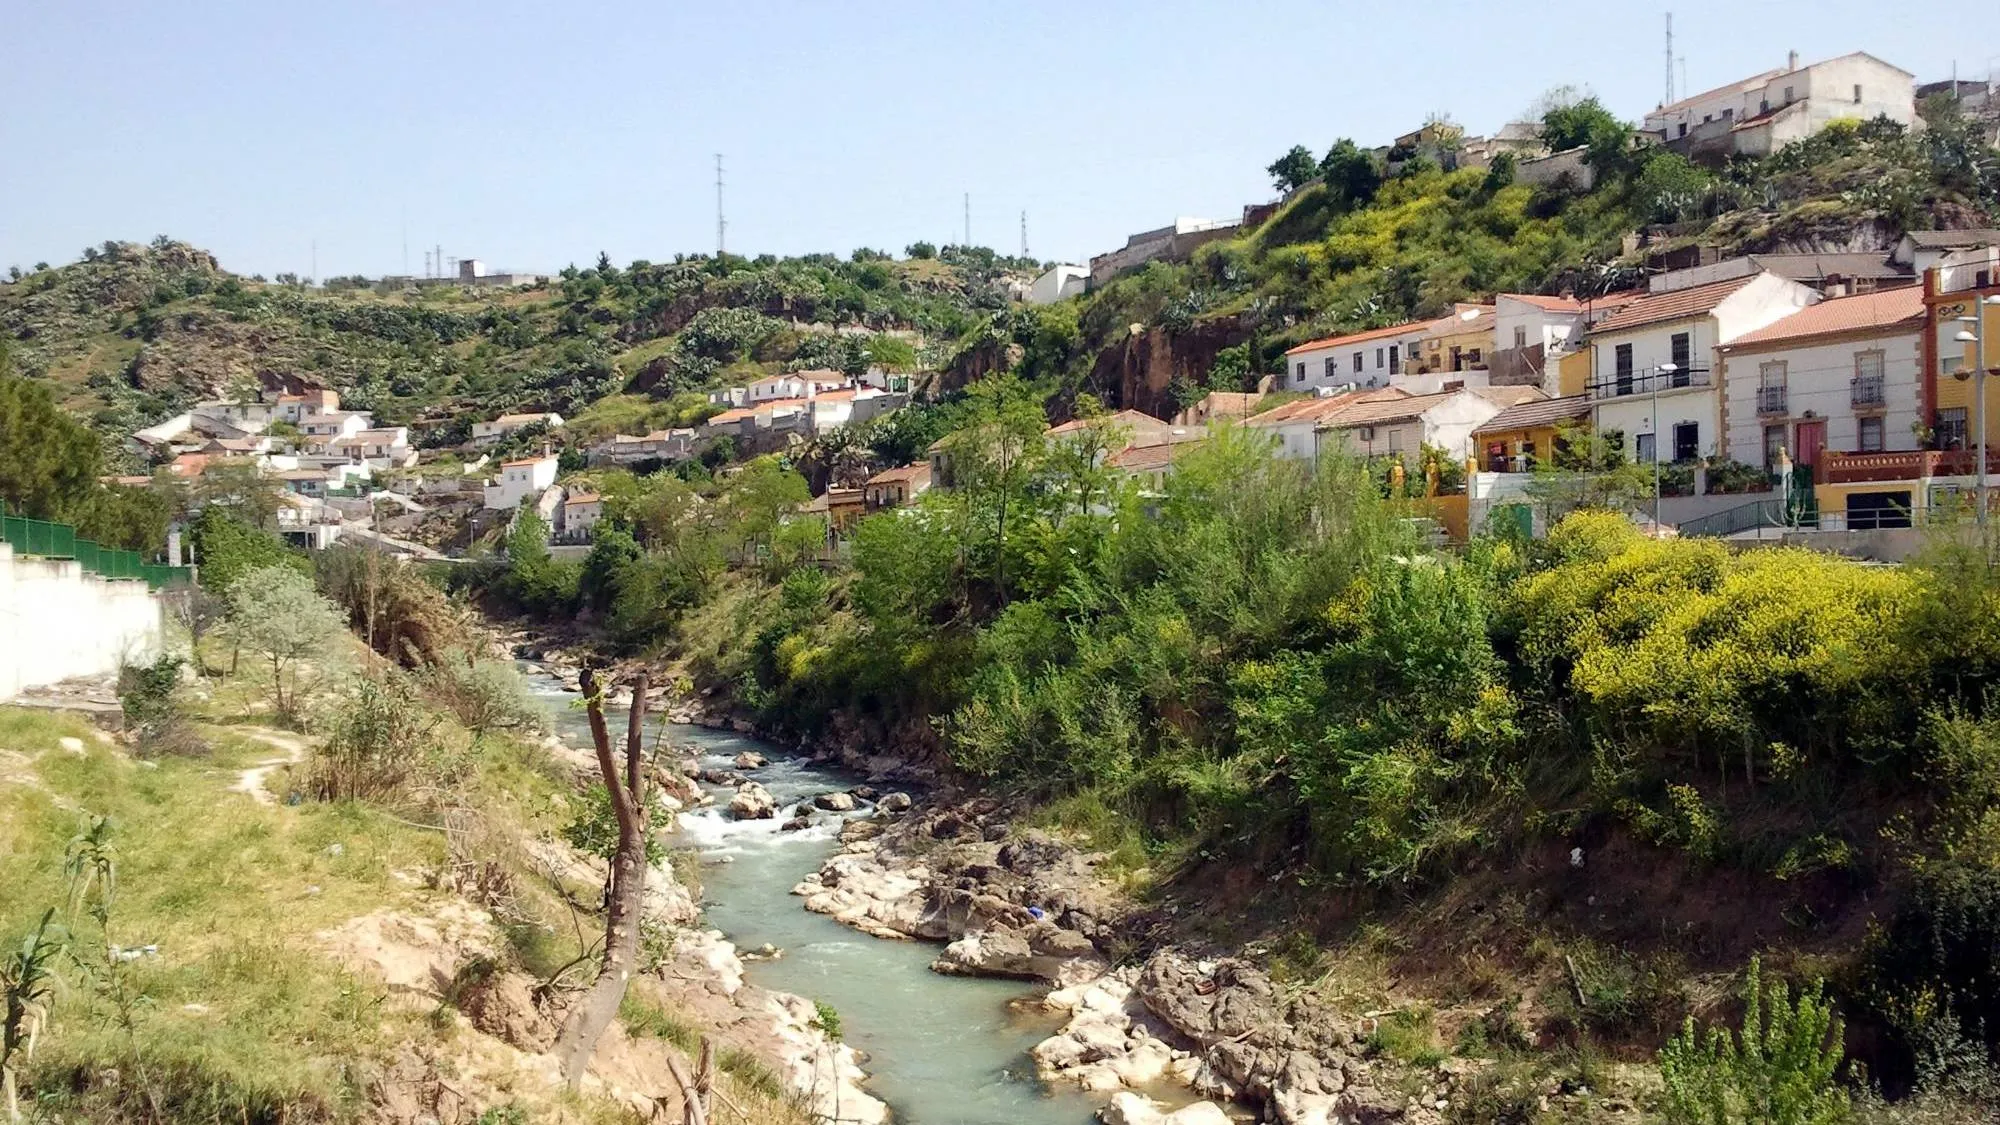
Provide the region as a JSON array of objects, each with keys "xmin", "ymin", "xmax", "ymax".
[
  {"xmin": 1764, "ymin": 424, "xmax": 1788, "ymax": 468},
  {"xmin": 1853, "ymin": 83, "xmax": 1863, "ymax": 104},
  {"xmin": 1758, "ymin": 361, "xmax": 1788, "ymax": 414},
  {"xmin": 1760, "ymin": 98, "xmax": 1770, "ymax": 113},
  {"xmin": 1635, "ymin": 432, "xmax": 1656, "ymax": 463},
  {"xmin": 1615, "ymin": 344, "xmax": 1634, "ymax": 396},
  {"xmin": 1389, "ymin": 348, "xmax": 1400, "ymax": 374},
  {"xmin": 1670, "ymin": 332, "xmax": 1692, "ymax": 378},
  {"xmin": 1294, "ymin": 362, "xmax": 1305, "ymax": 383},
  {"xmin": 1678, "ymin": 122, "xmax": 1688, "ymax": 137},
  {"xmin": 1376, "ymin": 347, "xmax": 1385, "ymax": 369},
  {"xmin": 1858, "ymin": 416, "xmax": 1885, "ymax": 452},
  {"xmin": 1674, "ymin": 422, "xmax": 1700, "ymax": 463},
  {"xmin": 1408, "ymin": 341, "xmax": 1421, "ymax": 360},
  {"xmin": 1853, "ymin": 350, "xmax": 1886, "ymax": 406},
  {"xmin": 1468, "ymin": 348, "xmax": 1482, "ymax": 366},
  {"xmin": 1513, "ymin": 326, "xmax": 1527, "ymax": 350},
  {"xmin": 1387, "ymin": 428, "xmax": 1403, "ymax": 452},
  {"xmin": 1938, "ymin": 407, "xmax": 1969, "ymax": 449},
  {"xmin": 1324, "ymin": 358, "xmax": 1337, "ymax": 380},
  {"xmin": 1353, "ymin": 351, "xmax": 1363, "ymax": 374}
]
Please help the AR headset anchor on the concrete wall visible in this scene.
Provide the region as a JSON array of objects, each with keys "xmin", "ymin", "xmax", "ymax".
[{"xmin": 0, "ymin": 544, "xmax": 164, "ymax": 700}]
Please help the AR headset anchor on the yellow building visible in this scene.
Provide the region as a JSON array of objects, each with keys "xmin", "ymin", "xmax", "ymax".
[
  {"xmin": 1417, "ymin": 304, "xmax": 1496, "ymax": 375},
  {"xmin": 1469, "ymin": 395, "xmax": 1594, "ymax": 472},
  {"xmin": 1556, "ymin": 350, "xmax": 1592, "ymax": 397}
]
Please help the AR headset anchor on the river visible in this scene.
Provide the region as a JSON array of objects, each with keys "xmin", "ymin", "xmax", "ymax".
[{"xmin": 530, "ymin": 673, "xmax": 1101, "ymax": 1125}]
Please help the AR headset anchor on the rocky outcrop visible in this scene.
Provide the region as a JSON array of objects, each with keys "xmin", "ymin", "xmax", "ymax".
[{"xmin": 933, "ymin": 923, "xmax": 1108, "ymax": 986}]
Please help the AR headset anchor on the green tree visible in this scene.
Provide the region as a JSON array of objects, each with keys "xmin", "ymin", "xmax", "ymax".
[
  {"xmin": 905, "ymin": 241, "xmax": 937, "ymax": 260},
  {"xmin": 0, "ymin": 374, "xmax": 101, "ymax": 521},
  {"xmin": 1318, "ymin": 139, "xmax": 1383, "ymax": 211},
  {"xmin": 190, "ymin": 507, "xmax": 300, "ymax": 592},
  {"xmin": 578, "ymin": 525, "xmax": 640, "ymax": 612},
  {"xmin": 223, "ymin": 564, "xmax": 348, "ymax": 720},
  {"xmin": 1542, "ymin": 96, "xmax": 1631, "ymax": 175},
  {"xmin": 1267, "ymin": 145, "xmax": 1321, "ymax": 194}
]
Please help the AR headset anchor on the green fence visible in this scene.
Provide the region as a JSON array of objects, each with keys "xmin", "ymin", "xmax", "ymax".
[{"xmin": 0, "ymin": 501, "xmax": 190, "ymax": 590}]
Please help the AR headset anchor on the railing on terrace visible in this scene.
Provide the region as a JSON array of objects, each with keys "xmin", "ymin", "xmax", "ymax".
[
  {"xmin": 1819, "ymin": 449, "xmax": 2000, "ymax": 485},
  {"xmin": 1590, "ymin": 367, "xmax": 1712, "ymax": 400},
  {"xmin": 0, "ymin": 501, "xmax": 189, "ymax": 590}
]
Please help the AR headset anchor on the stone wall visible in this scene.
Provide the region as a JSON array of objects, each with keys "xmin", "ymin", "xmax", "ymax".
[{"xmin": 0, "ymin": 544, "xmax": 165, "ymax": 699}]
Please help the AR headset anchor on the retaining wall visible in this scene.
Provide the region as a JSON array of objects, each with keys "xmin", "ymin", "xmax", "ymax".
[{"xmin": 0, "ymin": 543, "xmax": 165, "ymax": 700}]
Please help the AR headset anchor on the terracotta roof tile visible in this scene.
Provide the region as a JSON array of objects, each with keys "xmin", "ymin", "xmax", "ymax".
[
  {"xmin": 1284, "ymin": 320, "xmax": 1431, "ymax": 356},
  {"xmin": 1472, "ymin": 395, "xmax": 1594, "ymax": 436},
  {"xmin": 1318, "ymin": 391, "xmax": 1460, "ymax": 428},
  {"xmin": 866, "ymin": 463, "xmax": 931, "ymax": 486},
  {"xmin": 1725, "ymin": 287, "xmax": 1925, "ymax": 348},
  {"xmin": 1586, "ymin": 275, "xmax": 1761, "ymax": 335}
]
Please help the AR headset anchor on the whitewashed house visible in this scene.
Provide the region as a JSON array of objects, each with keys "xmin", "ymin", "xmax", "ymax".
[
  {"xmin": 1489, "ymin": 293, "xmax": 1638, "ymax": 390},
  {"xmin": 483, "ymin": 454, "xmax": 560, "ymax": 510},
  {"xmin": 1245, "ymin": 391, "xmax": 1399, "ymax": 461},
  {"xmin": 560, "ymin": 490, "xmax": 604, "ymax": 535},
  {"xmin": 1891, "ymin": 230, "xmax": 2000, "ymax": 280},
  {"xmin": 1716, "ymin": 287, "xmax": 1926, "ymax": 470},
  {"xmin": 1582, "ymin": 272, "xmax": 1819, "ymax": 464},
  {"xmin": 589, "ymin": 429, "xmax": 697, "ymax": 466},
  {"xmin": 471, "ymin": 411, "xmax": 564, "ymax": 448},
  {"xmin": 1314, "ymin": 387, "xmax": 1528, "ymax": 463},
  {"xmin": 1645, "ymin": 51, "xmax": 1915, "ymax": 159},
  {"xmin": 272, "ymin": 389, "xmax": 341, "ymax": 424},
  {"xmin": 1281, "ymin": 322, "xmax": 1431, "ymax": 393},
  {"xmin": 298, "ymin": 410, "xmax": 370, "ymax": 451},
  {"xmin": 1027, "ymin": 264, "xmax": 1089, "ymax": 304}
]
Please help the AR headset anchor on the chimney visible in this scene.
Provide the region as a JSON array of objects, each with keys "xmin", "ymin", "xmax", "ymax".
[{"xmin": 1787, "ymin": 50, "xmax": 1799, "ymax": 71}]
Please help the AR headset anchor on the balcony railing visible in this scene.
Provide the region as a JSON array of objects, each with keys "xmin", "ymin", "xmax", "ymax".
[
  {"xmin": 1851, "ymin": 375, "xmax": 1886, "ymax": 407},
  {"xmin": 1820, "ymin": 449, "xmax": 2000, "ymax": 484},
  {"xmin": 1757, "ymin": 385, "xmax": 1788, "ymax": 415},
  {"xmin": 1590, "ymin": 366, "xmax": 1711, "ymax": 400}
]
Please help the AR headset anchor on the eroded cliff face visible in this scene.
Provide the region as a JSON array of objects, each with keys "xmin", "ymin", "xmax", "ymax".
[{"xmin": 1086, "ymin": 318, "xmax": 1250, "ymax": 420}]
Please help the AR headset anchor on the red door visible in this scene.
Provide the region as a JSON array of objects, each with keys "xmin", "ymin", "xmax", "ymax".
[{"xmin": 1795, "ymin": 420, "xmax": 1826, "ymax": 467}]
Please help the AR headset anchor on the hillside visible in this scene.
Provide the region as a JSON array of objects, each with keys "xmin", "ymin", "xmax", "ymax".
[{"xmin": 0, "ymin": 239, "xmax": 1030, "ymax": 449}]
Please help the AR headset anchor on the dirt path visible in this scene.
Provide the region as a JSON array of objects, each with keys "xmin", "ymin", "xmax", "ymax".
[{"xmin": 232, "ymin": 729, "xmax": 309, "ymax": 805}]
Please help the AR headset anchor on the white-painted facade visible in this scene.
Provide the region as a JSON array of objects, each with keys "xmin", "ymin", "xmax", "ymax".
[
  {"xmin": 471, "ymin": 412, "xmax": 564, "ymax": 447},
  {"xmin": 1719, "ymin": 328, "xmax": 1924, "ymax": 468},
  {"xmin": 482, "ymin": 454, "xmax": 560, "ymax": 510},
  {"xmin": 1316, "ymin": 390, "xmax": 1509, "ymax": 463},
  {"xmin": 1027, "ymin": 264, "xmax": 1089, "ymax": 304},
  {"xmin": 1282, "ymin": 326, "xmax": 1429, "ymax": 393},
  {"xmin": 0, "ymin": 544, "xmax": 164, "ymax": 700},
  {"xmin": 1587, "ymin": 273, "xmax": 1819, "ymax": 463},
  {"xmin": 1644, "ymin": 52, "xmax": 1915, "ymax": 158}
]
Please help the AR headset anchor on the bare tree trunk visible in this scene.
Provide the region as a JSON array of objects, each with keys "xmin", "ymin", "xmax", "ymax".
[{"xmin": 556, "ymin": 667, "xmax": 651, "ymax": 1086}]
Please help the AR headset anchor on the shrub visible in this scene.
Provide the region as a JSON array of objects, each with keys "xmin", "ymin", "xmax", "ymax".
[
  {"xmin": 307, "ymin": 670, "xmax": 450, "ymax": 803},
  {"xmin": 420, "ymin": 652, "xmax": 542, "ymax": 737},
  {"xmin": 1659, "ymin": 956, "xmax": 1850, "ymax": 1125},
  {"xmin": 117, "ymin": 653, "xmax": 202, "ymax": 757}
]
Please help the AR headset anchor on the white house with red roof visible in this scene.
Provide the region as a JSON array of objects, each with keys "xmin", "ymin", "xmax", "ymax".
[
  {"xmin": 1583, "ymin": 272, "xmax": 1818, "ymax": 465},
  {"xmin": 1715, "ymin": 286, "xmax": 1926, "ymax": 471},
  {"xmin": 1490, "ymin": 292, "xmax": 1639, "ymax": 391},
  {"xmin": 1281, "ymin": 321, "xmax": 1432, "ymax": 393},
  {"xmin": 483, "ymin": 453, "xmax": 560, "ymax": 510}
]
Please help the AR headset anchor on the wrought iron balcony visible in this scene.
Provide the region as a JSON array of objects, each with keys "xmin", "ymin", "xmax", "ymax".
[
  {"xmin": 1757, "ymin": 386, "xmax": 1788, "ymax": 415},
  {"xmin": 1851, "ymin": 374, "xmax": 1886, "ymax": 407},
  {"xmin": 1590, "ymin": 366, "xmax": 1711, "ymax": 400}
]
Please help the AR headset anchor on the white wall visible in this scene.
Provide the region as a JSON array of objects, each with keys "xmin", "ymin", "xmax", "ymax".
[
  {"xmin": 483, "ymin": 457, "xmax": 559, "ymax": 509},
  {"xmin": 1283, "ymin": 330, "xmax": 1424, "ymax": 392},
  {"xmin": 1028, "ymin": 265, "xmax": 1088, "ymax": 305},
  {"xmin": 0, "ymin": 545, "xmax": 164, "ymax": 700},
  {"xmin": 1721, "ymin": 329, "xmax": 1923, "ymax": 465}
]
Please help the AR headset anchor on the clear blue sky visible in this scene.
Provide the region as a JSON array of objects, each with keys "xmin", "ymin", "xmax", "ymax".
[{"xmin": 2, "ymin": 0, "xmax": 1992, "ymax": 280}]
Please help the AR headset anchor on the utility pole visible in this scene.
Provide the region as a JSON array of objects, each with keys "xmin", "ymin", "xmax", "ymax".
[
  {"xmin": 310, "ymin": 239, "xmax": 317, "ymax": 286},
  {"xmin": 435, "ymin": 244, "xmax": 443, "ymax": 281},
  {"xmin": 715, "ymin": 153, "xmax": 726, "ymax": 257},
  {"xmin": 1664, "ymin": 13, "xmax": 1675, "ymax": 105},
  {"xmin": 1020, "ymin": 210, "xmax": 1029, "ymax": 258},
  {"xmin": 963, "ymin": 193, "xmax": 971, "ymax": 248}
]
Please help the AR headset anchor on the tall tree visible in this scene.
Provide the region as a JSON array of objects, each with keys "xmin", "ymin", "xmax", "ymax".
[
  {"xmin": 1319, "ymin": 139, "xmax": 1383, "ymax": 212},
  {"xmin": 0, "ymin": 375, "xmax": 101, "ymax": 521},
  {"xmin": 554, "ymin": 667, "xmax": 650, "ymax": 1086},
  {"xmin": 1266, "ymin": 145, "xmax": 1320, "ymax": 194}
]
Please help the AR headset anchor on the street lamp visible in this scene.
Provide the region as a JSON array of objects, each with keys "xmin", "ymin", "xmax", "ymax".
[
  {"xmin": 1954, "ymin": 293, "xmax": 2000, "ymax": 527},
  {"xmin": 1653, "ymin": 363, "xmax": 1678, "ymax": 535}
]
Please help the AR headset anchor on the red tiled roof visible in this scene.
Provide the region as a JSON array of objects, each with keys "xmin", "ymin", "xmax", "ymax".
[
  {"xmin": 1724, "ymin": 287, "xmax": 1925, "ymax": 348},
  {"xmin": 1047, "ymin": 409, "xmax": 1171, "ymax": 436},
  {"xmin": 1586, "ymin": 276, "xmax": 1761, "ymax": 335},
  {"xmin": 866, "ymin": 463, "xmax": 931, "ymax": 486},
  {"xmin": 1501, "ymin": 293, "xmax": 1586, "ymax": 312},
  {"xmin": 1472, "ymin": 395, "xmax": 1594, "ymax": 436},
  {"xmin": 501, "ymin": 455, "xmax": 555, "ymax": 468},
  {"xmin": 1246, "ymin": 389, "xmax": 1405, "ymax": 427},
  {"xmin": 1108, "ymin": 441, "xmax": 1188, "ymax": 472},
  {"xmin": 564, "ymin": 491, "xmax": 601, "ymax": 505},
  {"xmin": 1284, "ymin": 320, "xmax": 1430, "ymax": 356},
  {"xmin": 1318, "ymin": 391, "xmax": 1460, "ymax": 429}
]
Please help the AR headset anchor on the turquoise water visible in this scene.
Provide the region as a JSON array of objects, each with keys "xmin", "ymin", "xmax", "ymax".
[{"xmin": 532, "ymin": 675, "xmax": 1099, "ymax": 1124}]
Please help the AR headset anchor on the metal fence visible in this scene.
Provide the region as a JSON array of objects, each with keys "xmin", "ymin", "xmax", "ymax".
[{"xmin": 0, "ymin": 501, "xmax": 189, "ymax": 590}]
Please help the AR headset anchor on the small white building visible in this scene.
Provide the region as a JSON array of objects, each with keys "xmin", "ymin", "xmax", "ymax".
[
  {"xmin": 272, "ymin": 389, "xmax": 342, "ymax": 424},
  {"xmin": 472, "ymin": 411, "xmax": 564, "ymax": 448},
  {"xmin": 1582, "ymin": 272, "xmax": 1820, "ymax": 464},
  {"xmin": 1890, "ymin": 230, "xmax": 2000, "ymax": 280},
  {"xmin": 483, "ymin": 454, "xmax": 560, "ymax": 510},
  {"xmin": 1489, "ymin": 293, "xmax": 1638, "ymax": 391},
  {"xmin": 1027, "ymin": 264, "xmax": 1089, "ymax": 304},
  {"xmin": 589, "ymin": 428, "xmax": 697, "ymax": 466},
  {"xmin": 1717, "ymin": 287, "xmax": 1927, "ymax": 470},
  {"xmin": 1315, "ymin": 387, "xmax": 1524, "ymax": 463},
  {"xmin": 560, "ymin": 490, "xmax": 604, "ymax": 534},
  {"xmin": 1281, "ymin": 322, "xmax": 1431, "ymax": 393},
  {"xmin": 1644, "ymin": 51, "xmax": 1916, "ymax": 159},
  {"xmin": 1246, "ymin": 390, "xmax": 1405, "ymax": 461},
  {"xmin": 298, "ymin": 411, "xmax": 370, "ymax": 450}
]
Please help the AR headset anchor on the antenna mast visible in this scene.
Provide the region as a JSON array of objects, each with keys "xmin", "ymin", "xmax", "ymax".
[
  {"xmin": 1020, "ymin": 210, "xmax": 1029, "ymax": 258},
  {"xmin": 1664, "ymin": 12, "xmax": 1675, "ymax": 105},
  {"xmin": 963, "ymin": 193, "xmax": 970, "ymax": 248},
  {"xmin": 715, "ymin": 154, "xmax": 726, "ymax": 257}
]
